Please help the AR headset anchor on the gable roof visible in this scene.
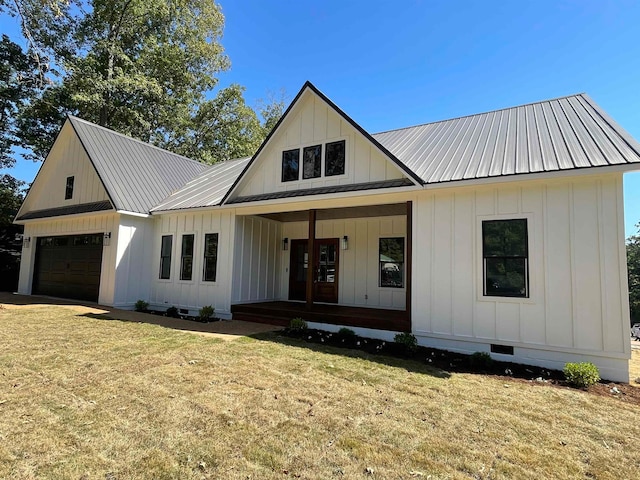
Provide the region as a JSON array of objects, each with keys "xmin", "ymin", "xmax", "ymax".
[
  {"xmin": 68, "ymin": 116, "xmax": 209, "ymax": 214},
  {"xmin": 372, "ymin": 93, "xmax": 640, "ymax": 184}
]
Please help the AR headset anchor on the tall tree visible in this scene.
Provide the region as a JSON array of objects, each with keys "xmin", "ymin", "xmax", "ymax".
[{"xmin": 628, "ymin": 223, "xmax": 640, "ymax": 323}]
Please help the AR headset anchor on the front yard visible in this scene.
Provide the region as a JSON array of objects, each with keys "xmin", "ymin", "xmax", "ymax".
[{"xmin": 1, "ymin": 304, "xmax": 639, "ymax": 479}]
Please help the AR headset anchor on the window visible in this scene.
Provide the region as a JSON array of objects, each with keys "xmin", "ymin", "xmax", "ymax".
[
  {"xmin": 282, "ymin": 149, "xmax": 300, "ymax": 182},
  {"xmin": 203, "ymin": 233, "xmax": 219, "ymax": 282},
  {"xmin": 65, "ymin": 176, "xmax": 74, "ymax": 199},
  {"xmin": 482, "ymin": 219, "xmax": 528, "ymax": 297},
  {"xmin": 302, "ymin": 145, "xmax": 322, "ymax": 179},
  {"xmin": 159, "ymin": 235, "xmax": 172, "ymax": 279},
  {"xmin": 180, "ymin": 234, "xmax": 194, "ymax": 281},
  {"xmin": 325, "ymin": 140, "xmax": 345, "ymax": 176},
  {"xmin": 379, "ymin": 237, "xmax": 404, "ymax": 288}
]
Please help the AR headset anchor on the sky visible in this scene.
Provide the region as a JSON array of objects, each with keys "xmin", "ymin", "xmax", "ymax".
[{"xmin": 1, "ymin": 0, "xmax": 639, "ymax": 236}]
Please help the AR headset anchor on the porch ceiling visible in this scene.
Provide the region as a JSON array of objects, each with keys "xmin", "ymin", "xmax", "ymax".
[{"xmin": 258, "ymin": 202, "xmax": 407, "ymax": 222}]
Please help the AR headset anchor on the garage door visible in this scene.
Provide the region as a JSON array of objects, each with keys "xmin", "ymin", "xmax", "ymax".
[{"xmin": 33, "ymin": 234, "xmax": 104, "ymax": 302}]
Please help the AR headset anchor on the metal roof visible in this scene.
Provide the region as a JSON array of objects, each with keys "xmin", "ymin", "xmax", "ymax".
[
  {"xmin": 151, "ymin": 157, "xmax": 251, "ymax": 212},
  {"xmin": 15, "ymin": 200, "xmax": 113, "ymax": 221},
  {"xmin": 371, "ymin": 93, "xmax": 640, "ymax": 184},
  {"xmin": 69, "ymin": 116, "xmax": 209, "ymax": 214}
]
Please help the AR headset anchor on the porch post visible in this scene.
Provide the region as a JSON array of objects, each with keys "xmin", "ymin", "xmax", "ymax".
[
  {"xmin": 406, "ymin": 201, "xmax": 412, "ymax": 320},
  {"xmin": 306, "ymin": 209, "xmax": 316, "ymax": 308}
]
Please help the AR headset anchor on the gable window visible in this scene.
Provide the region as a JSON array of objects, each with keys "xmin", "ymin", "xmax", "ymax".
[
  {"xmin": 379, "ymin": 237, "xmax": 404, "ymax": 288},
  {"xmin": 325, "ymin": 140, "xmax": 345, "ymax": 176},
  {"xmin": 282, "ymin": 149, "xmax": 300, "ymax": 182},
  {"xmin": 159, "ymin": 235, "xmax": 172, "ymax": 279},
  {"xmin": 302, "ymin": 145, "xmax": 322, "ymax": 179},
  {"xmin": 180, "ymin": 234, "xmax": 195, "ymax": 281},
  {"xmin": 65, "ymin": 176, "xmax": 74, "ymax": 200},
  {"xmin": 482, "ymin": 219, "xmax": 528, "ymax": 297},
  {"xmin": 203, "ymin": 233, "xmax": 219, "ymax": 282}
]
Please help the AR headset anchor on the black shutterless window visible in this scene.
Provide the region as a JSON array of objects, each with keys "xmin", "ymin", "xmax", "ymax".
[
  {"xmin": 379, "ymin": 237, "xmax": 405, "ymax": 288},
  {"xmin": 203, "ymin": 233, "xmax": 218, "ymax": 282},
  {"xmin": 302, "ymin": 145, "xmax": 322, "ymax": 179},
  {"xmin": 482, "ymin": 219, "xmax": 528, "ymax": 297},
  {"xmin": 180, "ymin": 234, "xmax": 194, "ymax": 281},
  {"xmin": 65, "ymin": 176, "xmax": 74, "ymax": 199},
  {"xmin": 159, "ymin": 235, "xmax": 172, "ymax": 279},
  {"xmin": 325, "ymin": 140, "xmax": 345, "ymax": 176},
  {"xmin": 282, "ymin": 149, "xmax": 300, "ymax": 182}
]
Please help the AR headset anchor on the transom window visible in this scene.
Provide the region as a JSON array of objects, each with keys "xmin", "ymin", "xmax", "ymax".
[
  {"xmin": 180, "ymin": 234, "xmax": 195, "ymax": 281},
  {"xmin": 482, "ymin": 219, "xmax": 528, "ymax": 297},
  {"xmin": 159, "ymin": 235, "xmax": 172, "ymax": 279},
  {"xmin": 379, "ymin": 237, "xmax": 404, "ymax": 288},
  {"xmin": 65, "ymin": 176, "xmax": 74, "ymax": 200},
  {"xmin": 203, "ymin": 233, "xmax": 219, "ymax": 282},
  {"xmin": 281, "ymin": 140, "xmax": 346, "ymax": 182}
]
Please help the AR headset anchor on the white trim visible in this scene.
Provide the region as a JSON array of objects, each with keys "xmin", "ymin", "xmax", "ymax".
[{"xmin": 116, "ymin": 210, "xmax": 151, "ymax": 218}]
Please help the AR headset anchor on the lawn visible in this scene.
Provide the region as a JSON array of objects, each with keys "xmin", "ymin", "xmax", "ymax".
[{"xmin": 1, "ymin": 305, "xmax": 640, "ymax": 479}]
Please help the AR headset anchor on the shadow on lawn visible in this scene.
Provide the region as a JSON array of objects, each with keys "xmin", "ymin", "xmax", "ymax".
[{"xmin": 250, "ymin": 330, "xmax": 452, "ymax": 380}]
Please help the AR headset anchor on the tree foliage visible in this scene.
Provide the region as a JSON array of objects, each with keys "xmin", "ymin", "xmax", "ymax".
[{"xmin": 628, "ymin": 223, "xmax": 640, "ymax": 323}]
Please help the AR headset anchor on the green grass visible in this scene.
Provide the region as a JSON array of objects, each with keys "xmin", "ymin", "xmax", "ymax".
[{"xmin": 1, "ymin": 305, "xmax": 640, "ymax": 479}]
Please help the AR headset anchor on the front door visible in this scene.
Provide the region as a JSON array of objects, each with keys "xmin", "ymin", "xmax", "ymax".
[{"xmin": 288, "ymin": 238, "xmax": 339, "ymax": 303}]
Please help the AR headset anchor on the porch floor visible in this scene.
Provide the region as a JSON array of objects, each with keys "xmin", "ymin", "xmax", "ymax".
[{"xmin": 231, "ymin": 301, "xmax": 410, "ymax": 332}]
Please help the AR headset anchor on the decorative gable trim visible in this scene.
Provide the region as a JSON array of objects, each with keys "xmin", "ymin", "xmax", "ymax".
[{"xmin": 219, "ymin": 81, "xmax": 423, "ymax": 205}]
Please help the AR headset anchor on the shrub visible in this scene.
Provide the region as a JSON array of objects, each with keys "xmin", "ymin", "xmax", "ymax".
[
  {"xmin": 394, "ymin": 332, "xmax": 418, "ymax": 354},
  {"xmin": 289, "ymin": 317, "xmax": 308, "ymax": 331},
  {"xmin": 470, "ymin": 351, "xmax": 493, "ymax": 369},
  {"xmin": 134, "ymin": 300, "xmax": 149, "ymax": 312},
  {"xmin": 199, "ymin": 305, "xmax": 215, "ymax": 322},
  {"xmin": 166, "ymin": 306, "xmax": 180, "ymax": 318},
  {"xmin": 336, "ymin": 327, "xmax": 357, "ymax": 342},
  {"xmin": 563, "ymin": 362, "xmax": 600, "ymax": 388}
]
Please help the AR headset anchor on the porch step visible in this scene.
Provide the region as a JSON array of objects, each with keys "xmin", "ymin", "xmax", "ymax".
[{"xmin": 232, "ymin": 311, "xmax": 289, "ymax": 327}]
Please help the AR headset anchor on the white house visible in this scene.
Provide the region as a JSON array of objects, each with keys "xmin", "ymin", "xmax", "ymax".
[{"xmin": 15, "ymin": 82, "xmax": 640, "ymax": 381}]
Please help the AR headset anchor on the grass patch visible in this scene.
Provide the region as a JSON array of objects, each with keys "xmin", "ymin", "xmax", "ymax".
[{"xmin": 1, "ymin": 305, "xmax": 640, "ymax": 479}]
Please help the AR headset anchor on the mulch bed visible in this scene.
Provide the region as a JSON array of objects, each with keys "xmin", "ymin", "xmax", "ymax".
[{"xmin": 282, "ymin": 327, "xmax": 640, "ymax": 405}]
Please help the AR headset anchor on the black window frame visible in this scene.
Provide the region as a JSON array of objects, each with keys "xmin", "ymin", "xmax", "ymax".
[
  {"xmin": 203, "ymin": 233, "xmax": 219, "ymax": 282},
  {"xmin": 379, "ymin": 237, "xmax": 405, "ymax": 288},
  {"xmin": 159, "ymin": 235, "xmax": 173, "ymax": 280},
  {"xmin": 325, "ymin": 140, "xmax": 346, "ymax": 177},
  {"xmin": 302, "ymin": 144, "xmax": 322, "ymax": 179},
  {"xmin": 180, "ymin": 234, "xmax": 195, "ymax": 281},
  {"xmin": 65, "ymin": 176, "xmax": 74, "ymax": 200},
  {"xmin": 482, "ymin": 219, "xmax": 529, "ymax": 298},
  {"xmin": 281, "ymin": 148, "xmax": 300, "ymax": 182}
]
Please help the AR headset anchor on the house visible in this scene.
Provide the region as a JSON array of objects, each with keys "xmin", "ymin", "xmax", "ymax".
[{"xmin": 14, "ymin": 82, "xmax": 640, "ymax": 381}]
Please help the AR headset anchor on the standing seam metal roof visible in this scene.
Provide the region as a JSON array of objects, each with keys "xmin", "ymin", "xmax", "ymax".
[{"xmin": 69, "ymin": 116, "xmax": 209, "ymax": 214}]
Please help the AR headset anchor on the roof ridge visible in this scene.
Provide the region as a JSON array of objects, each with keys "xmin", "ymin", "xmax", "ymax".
[
  {"xmin": 68, "ymin": 115, "xmax": 207, "ymax": 168},
  {"xmin": 372, "ymin": 92, "xmax": 587, "ymax": 136}
]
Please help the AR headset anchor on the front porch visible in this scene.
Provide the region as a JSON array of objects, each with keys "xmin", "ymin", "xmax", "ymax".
[{"xmin": 231, "ymin": 301, "xmax": 410, "ymax": 332}]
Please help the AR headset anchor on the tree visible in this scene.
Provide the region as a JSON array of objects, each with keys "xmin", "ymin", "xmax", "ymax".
[{"xmin": 628, "ymin": 223, "xmax": 640, "ymax": 323}]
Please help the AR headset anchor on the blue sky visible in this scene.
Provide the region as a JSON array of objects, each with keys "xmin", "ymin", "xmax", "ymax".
[{"xmin": 2, "ymin": 0, "xmax": 639, "ymax": 236}]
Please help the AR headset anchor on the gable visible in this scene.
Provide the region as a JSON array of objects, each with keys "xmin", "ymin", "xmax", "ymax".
[
  {"xmin": 17, "ymin": 121, "xmax": 112, "ymax": 220},
  {"xmin": 226, "ymin": 84, "xmax": 418, "ymax": 203}
]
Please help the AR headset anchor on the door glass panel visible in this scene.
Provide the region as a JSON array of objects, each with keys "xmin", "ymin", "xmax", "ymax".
[{"xmin": 316, "ymin": 243, "xmax": 336, "ymax": 283}]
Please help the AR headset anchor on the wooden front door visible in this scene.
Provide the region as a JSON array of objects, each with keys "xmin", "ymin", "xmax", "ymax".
[
  {"xmin": 288, "ymin": 238, "xmax": 339, "ymax": 303},
  {"xmin": 313, "ymin": 238, "xmax": 339, "ymax": 303}
]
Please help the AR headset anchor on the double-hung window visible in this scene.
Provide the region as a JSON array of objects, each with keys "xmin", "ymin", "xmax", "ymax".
[
  {"xmin": 65, "ymin": 176, "xmax": 74, "ymax": 200},
  {"xmin": 180, "ymin": 234, "xmax": 194, "ymax": 281},
  {"xmin": 159, "ymin": 235, "xmax": 172, "ymax": 279},
  {"xmin": 203, "ymin": 233, "xmax": 219, "ymax": 282},
  {"xmin": 482, "ymin": 219, "xmax": 528, "ymax": 297}
]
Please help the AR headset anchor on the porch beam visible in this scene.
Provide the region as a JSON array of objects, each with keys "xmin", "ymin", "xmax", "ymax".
[
  {"xmin": 406, "ymin": 201, "xmax": 412, "ymax": 321},
  {"xmin": 306, "ymin": 209, "xmax": 316, "ymax": 308}
]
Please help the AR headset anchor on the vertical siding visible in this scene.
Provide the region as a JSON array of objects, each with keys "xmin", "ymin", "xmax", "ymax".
[
  {"xmin": 149, "ymin": 210, "xmax": 236, "ymax": 317},
  {"xmin": 17, "ymin": 213, "xmax": 120, "ymax": 305},
  {"xmin": 412, "ymin": 175, "xmax": 628, "ymax": 358},
  {"xmin": 234, "ymin": 92, "xmax": 405, "ymax": 198},
  {"xmin": 113, "ymin": 216, "xmax": 154, "ymax": 307},
  {"xmin": 21, "ymin": 124, "xmax": 110, "ymax": 214}
]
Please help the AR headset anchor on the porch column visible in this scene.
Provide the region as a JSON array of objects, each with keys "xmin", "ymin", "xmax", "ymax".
[
  {"xmin": 306, "ymin": 209, "xmax": 316, "ymax": 308},
  {"xmin": 406, "ymin": 201, "xmax": 412, "ymax": 319}
]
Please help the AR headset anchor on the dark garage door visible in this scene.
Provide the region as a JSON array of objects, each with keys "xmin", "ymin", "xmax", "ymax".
[{"xmin": 33, "ymin": 234, "xmax": 104, "ymax": 302}]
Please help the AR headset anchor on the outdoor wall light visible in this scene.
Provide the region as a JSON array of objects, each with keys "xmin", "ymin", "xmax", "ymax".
[
  {"xmin": 341, "ymin": 235, "xmax": 348, "ymax": 250},
  {"xmin": 104, "ymin": 232, "xmax": 112, "ymax": 246},
  {"xmin": 23, "ymin": 236, "xmax": 31, "ymax": 248},
  {"xmin": 283, "ymin": 237, "xmax": 289, "ymax": 251}
]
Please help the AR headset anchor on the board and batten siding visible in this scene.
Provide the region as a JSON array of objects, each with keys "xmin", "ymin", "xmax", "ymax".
[
  {"xmin": 20, "ymin": 123, "xmax": 110, "ymax": 213},
  {"xmin": 233, "ymin": 91, "xmax": 405, "ymax": 198},
  {"xmin": 231, "ymin": 215, "xmax": 282, "ymax": 304},
  {"xmin": 17, "ymin": 213, "xmax": 120, "ymax": 305},
  {"xmin": 412, "ymin": 174, "xmax": 630, "ymax": 381},
  {"xmin": 281, "ymin": 216, "xmax": 407, "ymax": 309},
  {"xmin": 149, "ymin": 210, "xmax": 236, "ymax": 318}
]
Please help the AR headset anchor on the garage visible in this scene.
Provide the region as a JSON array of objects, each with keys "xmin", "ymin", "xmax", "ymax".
[{"xmin": 32, "ymin": 234, "xmax": 104, "ymax": 302}]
